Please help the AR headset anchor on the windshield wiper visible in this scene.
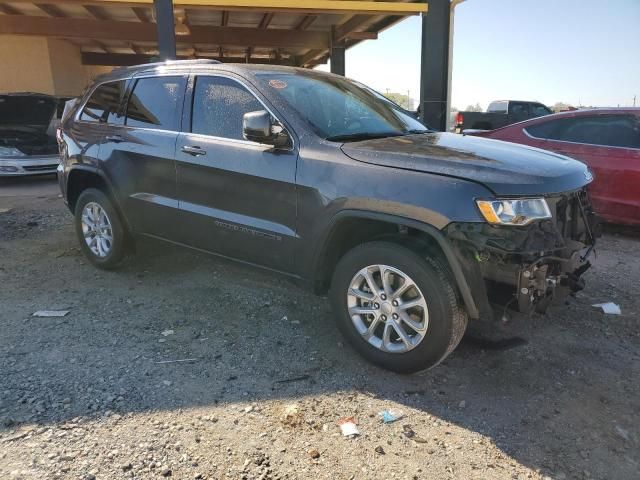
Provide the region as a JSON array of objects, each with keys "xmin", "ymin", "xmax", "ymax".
[
  {"xmin": 403, "ymin": 129, "xmax": 430, "ymax": 135},
  {"xmin": 326, "ymin": 132, "xmax": 403, "ymax": 142}
]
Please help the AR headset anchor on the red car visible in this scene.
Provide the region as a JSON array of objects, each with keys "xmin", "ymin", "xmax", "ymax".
[{"xmin": 468, "ymin": 108, "xmax": 640, "ymax": 225}]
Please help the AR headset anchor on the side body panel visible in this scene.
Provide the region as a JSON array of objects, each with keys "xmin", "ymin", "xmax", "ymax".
[
  {"xmin": 99, "ymin": 75, "xmax": 187, "ymax": 238},
  {"xmin": 541, "ymin": 139, "xmax": 640, "ymax": 225},
  {"xmin": 174, "ymin": 72, "xmax": 299, "ymax": 272},
  {"xmin": 293, "ymin": 139, "xmax": 491, "ymax": 279}
]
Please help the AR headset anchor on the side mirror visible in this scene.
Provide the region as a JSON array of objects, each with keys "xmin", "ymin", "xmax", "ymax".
[{"xmin": 243, "ymin": 110, "xmax": 290, "ymax": 149}]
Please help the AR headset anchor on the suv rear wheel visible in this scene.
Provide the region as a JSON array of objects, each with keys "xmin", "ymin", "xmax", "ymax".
[
  {"xmin": 74, "ymin": 188, "xmax": 127, "ymax": 269},
  {"xmin": 330, "ymin": 241, "xmax": 467, "ymax": 373}
]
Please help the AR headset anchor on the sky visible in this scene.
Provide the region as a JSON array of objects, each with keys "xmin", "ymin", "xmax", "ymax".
[{"xmin": 317, "ymin": 0, "xmax": 640, "ymax": 110}]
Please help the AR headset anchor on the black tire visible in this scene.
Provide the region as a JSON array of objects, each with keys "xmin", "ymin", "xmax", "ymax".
[
  {"xmin": 329, "ymin": 241, "xmax": 468, "ymax": 373},
  {"xmin": 74, "ymin": 188, "xmax": 127, "ymax": 270}
]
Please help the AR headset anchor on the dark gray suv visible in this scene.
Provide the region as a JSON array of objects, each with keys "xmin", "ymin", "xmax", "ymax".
[{"xmin": 58, "ymin": 60, "xmax": 597, "ymax": 372}]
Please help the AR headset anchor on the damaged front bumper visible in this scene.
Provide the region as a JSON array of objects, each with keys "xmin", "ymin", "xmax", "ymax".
[{"xmin": 445, "ymin": 188, "xmax": 599, "ymax": 317}]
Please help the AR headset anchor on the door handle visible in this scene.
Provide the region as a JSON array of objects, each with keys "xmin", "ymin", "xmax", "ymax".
[
  {"xmin": 181, "ymin": 145, "xmax": 207, "ymax": 156},
  {"xmin": 105, "ymin": 134, "xmax": 124, "ymax": 143}
]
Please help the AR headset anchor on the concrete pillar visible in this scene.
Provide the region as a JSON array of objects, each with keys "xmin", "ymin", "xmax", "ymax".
[
  {"xmin": 154, "ymin": 0, "xmax": 177, "ymax": 60},
  {"xmin": 419, "ymin": 0, "xmax": 450, "ymax": 131},
  {"xmin": 330, "ymin": 26, "xmax": 346, "ymax": 76}
]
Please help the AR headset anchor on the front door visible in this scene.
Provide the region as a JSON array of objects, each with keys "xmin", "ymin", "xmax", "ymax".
[{"xmin": 175, "ymin": 74, "xmax": 298, "ymax": 273}]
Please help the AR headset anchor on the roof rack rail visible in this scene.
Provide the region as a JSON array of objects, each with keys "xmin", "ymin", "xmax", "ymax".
[{"xmin": 111, "ymin": 58, "xmax": 221, "ymax": 74}]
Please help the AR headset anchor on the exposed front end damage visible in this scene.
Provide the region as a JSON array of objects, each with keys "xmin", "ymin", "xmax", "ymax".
[{"xmin": 445, "ymin": 188, "xmax": 599, "ymax": 318}]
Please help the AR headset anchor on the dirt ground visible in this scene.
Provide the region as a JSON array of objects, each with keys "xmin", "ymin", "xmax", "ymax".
[{"xmin": 1, "ymin": 176, "xmax": 638, "ymax": 480}]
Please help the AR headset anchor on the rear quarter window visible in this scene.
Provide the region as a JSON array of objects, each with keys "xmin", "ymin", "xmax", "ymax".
[
  {"xmin": 80, "ymin": 81, "xmax": 126, "ymax": 123},
  {"xmin": 487, "ymin": 101, "xmax": 507, "ymax": 113}
]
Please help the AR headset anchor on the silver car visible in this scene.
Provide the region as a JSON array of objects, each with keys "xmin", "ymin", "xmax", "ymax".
[{"xmin": 0, "ymin": 93, "xmax": 68, "ymax": 176}]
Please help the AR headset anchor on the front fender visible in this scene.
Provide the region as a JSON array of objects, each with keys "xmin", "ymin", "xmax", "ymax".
[{"xmin": 314, "ymin": 209, "xmax": 481, "ymax": 319}]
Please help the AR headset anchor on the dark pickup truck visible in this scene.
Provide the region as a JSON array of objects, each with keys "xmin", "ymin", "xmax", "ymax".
[
  {"xmin": 454, "ymin": 100, "xmax": 552, "ymax": 132},
  {"xmin": 58, "ymin": 61, "xmax": 597, "ymax": 373}
]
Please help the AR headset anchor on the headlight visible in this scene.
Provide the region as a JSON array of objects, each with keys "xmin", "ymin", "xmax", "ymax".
[
  {"xmin": 0, "ymin": 146, "xmax": 25, "ymax": 157},
  {"xmin": 476, "ymin": 198, "xmax": 552, "ymax": 226}
]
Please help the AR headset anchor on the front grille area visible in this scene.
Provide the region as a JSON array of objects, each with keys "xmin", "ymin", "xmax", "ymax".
[
  {"xmin": 23, "ymin": 164, "xmax": 58, "ymax": 172},
  {"xmin": 549, "ymin": 187, "xmax": 597, "ymax": 246}
]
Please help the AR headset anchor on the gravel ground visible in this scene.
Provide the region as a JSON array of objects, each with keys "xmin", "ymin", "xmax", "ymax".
[{"xmin": 0, "ymin": 179, "xmax": 638, "ymax": 480}]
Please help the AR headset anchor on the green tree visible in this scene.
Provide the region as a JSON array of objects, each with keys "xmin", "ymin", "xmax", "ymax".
[
  {"xmin": 465, "ymin": 103, "xmax": 483, "ymax": 112},
  {"xmin": 384, "ymin": 92, "xmax": 413, "ymax": 110},
  {"xmin": 552, "ymin": 102, "xmax": 573, "ymax": 112}
]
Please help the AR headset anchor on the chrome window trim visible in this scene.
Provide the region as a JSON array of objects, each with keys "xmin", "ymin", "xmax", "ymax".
[
  {"xmin": 188, "ymin": 72, "xmax": 296, "ymax": 152},
  {"xmin": 180, "ymin": 131, "xmax": 277, "ymax": 151}
]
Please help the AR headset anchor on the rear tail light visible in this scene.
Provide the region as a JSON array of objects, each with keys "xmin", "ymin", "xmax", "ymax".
[{"xmin": 455, "ymin": 112, "xmax": 464, "ymax": 125}]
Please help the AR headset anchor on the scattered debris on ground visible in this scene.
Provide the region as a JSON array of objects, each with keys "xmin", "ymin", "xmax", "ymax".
[{"xmin": 1, "ymin": 185, "xmax": 639, "ymax": 479}]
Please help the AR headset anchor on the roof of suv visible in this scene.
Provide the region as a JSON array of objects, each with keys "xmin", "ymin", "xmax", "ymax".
[{"xmin": 93, "ymin": 60, "xmax": 332, "ymax": 84}]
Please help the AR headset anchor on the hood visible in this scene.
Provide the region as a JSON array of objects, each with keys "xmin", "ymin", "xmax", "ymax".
[
  {"xmin": 340, "ymin": 132, "xmax": 591, "ymax": 196},
  {"xmin": 0, "ymin": 94, "xmax": 57, "ymax": 133}
]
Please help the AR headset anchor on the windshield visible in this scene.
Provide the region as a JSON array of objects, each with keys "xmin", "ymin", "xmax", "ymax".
[{"xmin": 256, "ymin": 71, "xmax": 428, "ymax": 142}]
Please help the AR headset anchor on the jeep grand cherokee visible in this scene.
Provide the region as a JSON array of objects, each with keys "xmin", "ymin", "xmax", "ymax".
[{"xmin": 57, "ymin": 60, "xmax": 597, "ymax": 373}]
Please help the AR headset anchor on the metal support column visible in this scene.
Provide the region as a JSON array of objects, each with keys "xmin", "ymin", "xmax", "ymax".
[
  {"xmin": 153, "ymin": 0, "xmax": 176, "ymax": 60},
  {"xmin": 330, "ymin": 26, "xmax": 346, "ymax": 76},
  {"xmin": 419, "ymin": 0, "xmax": 450, "ymax": 131}
]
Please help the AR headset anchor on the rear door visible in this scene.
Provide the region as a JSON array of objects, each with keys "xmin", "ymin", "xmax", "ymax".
[
  {"xmin": 100, "ymin": 74, "xmax": 187, "ymax": 238},
  {"xmin": 175, "ymin": 73, "xmax": 298, "ymax": 272},
  {"xmin": 66, "ymin": 80, "xmax": 126, "ymax": 177}
]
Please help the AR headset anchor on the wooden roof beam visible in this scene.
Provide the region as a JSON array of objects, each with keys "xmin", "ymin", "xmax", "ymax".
[
  {"xmin": 0, "ymin": 4, "xmax": 24, "ymax": 15},
  {"xmin": 34, "ymin": 3, "xmax": 66, "ymax": 17},
  {"xmin": 334, "ymin": 14, "xmax": 373, "ymax": 43},
  {"xmin": 296, "ymin": 14, "xmax": 316, "ymax": 30},
  {"xmin": 0, "ymin": 14, "xmax": 331, "ymax": 49},
  {"xmin": 131, "ymin": 6, "xmax": 149, "ymax": 22},
  {"xmin": 258, "ymin": 12, "xmax": 274, "ymax": 29},
  {"xmin": 84, "ymin": 4, "xmax": 109, "ymax": 20},
  {"xmin": 8, "ymin": 1, "xmax": 428, "ymax": 16},
  {"xmin": 81, "ymin": 51, "xmax": 296, "ymax": 66}
]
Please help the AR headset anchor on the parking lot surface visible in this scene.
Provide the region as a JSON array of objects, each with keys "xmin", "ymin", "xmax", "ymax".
[{"xmin": 1, "ymin": 177, "xmax": 638, "ymax": 479}]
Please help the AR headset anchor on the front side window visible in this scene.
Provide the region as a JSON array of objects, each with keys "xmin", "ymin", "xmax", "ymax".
[
  {"xmin": 191, "ymin": 76, "xmax": 264, "ymax": 140},
  {"xmin": 526, "ymin": 114, "xmax": 640, "ymax": 148},
  {"xmin": 125, "ymin": 76, "xmax": 185, "ymax": 131},
  {"xmin": 255, "ymin": 71, "xmax": 428, "ymax": 141},
  {"xmin": 80, "ymin": 80, "xmax": 125, "ymax": 123}
]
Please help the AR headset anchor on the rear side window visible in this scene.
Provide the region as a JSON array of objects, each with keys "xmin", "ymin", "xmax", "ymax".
[
  {"xmin": 191, "ymin": 76, "xmax": 263, "ymax": 140},
  {"xmin": 526, "ymin": 115, "xmax": 640, "ymax": 148},
  {"xmin": 80, "ymin": 81, "xmax": 125, "ymax": 123},
  {"xmin": 487, "ymin": 101, "xmax": 507, "ymax": 113},
  {"xmin": 125, "ymin": 76, "xmax": 186, "ymax": 131}
]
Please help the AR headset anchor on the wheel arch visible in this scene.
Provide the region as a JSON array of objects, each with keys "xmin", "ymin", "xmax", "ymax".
[
  {"xmin": 312, "ymin": 210, "xmax": 480, "ymax": 319},
  {"xmin": 66, "ymin": 166, "xmax": 132, "ymax": 235}
]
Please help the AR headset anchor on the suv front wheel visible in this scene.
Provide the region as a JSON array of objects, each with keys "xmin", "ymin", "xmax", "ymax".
[
  {"xmin": 74, "ymin": 188, "xmax": 127, "ymax": 270},
  {"xmin": 330, "ymin": 241, "xmax": 468, "ymax": 373}
]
